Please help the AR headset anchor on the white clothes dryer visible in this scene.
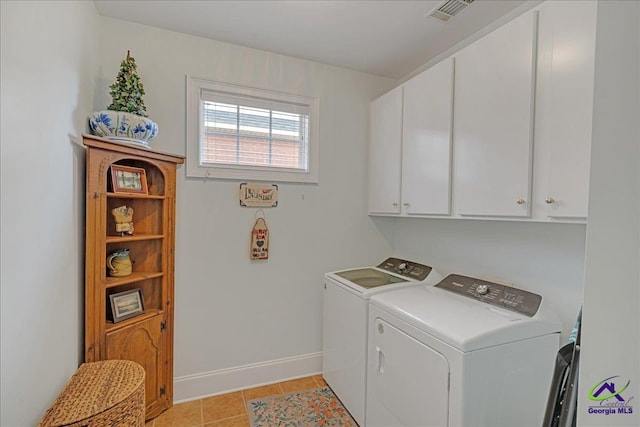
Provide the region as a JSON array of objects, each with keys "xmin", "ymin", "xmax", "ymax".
[
  {"xmin": 366, "ymin": 274, "xmax": 561, "ymax": 427},
  {"xmin": 323, "ymin": 258, "xmax": 441, "ymax": 426}
]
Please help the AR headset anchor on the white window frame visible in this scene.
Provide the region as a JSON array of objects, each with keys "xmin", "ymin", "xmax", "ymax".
[{"xmin": 186, "ymin": 76, "xmax": 319, "ymax": 183}]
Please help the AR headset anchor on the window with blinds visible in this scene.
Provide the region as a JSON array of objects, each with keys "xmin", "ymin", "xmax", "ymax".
[{"xmin": 187, "ymin": 77, "xmax": 319, "ymax": 183}]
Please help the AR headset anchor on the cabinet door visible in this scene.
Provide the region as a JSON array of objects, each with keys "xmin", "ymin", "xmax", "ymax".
[
  {"xmin": 369, "ymin": 87, "xmax": 402, "ymax": 214},
  {"xmin": 536, "ymin": 1, "xmax": 596, "ymax": 219},
  {"xmin": 106, "ymin": 314, "xmax": 167, "ymax": 418},
  {"xmin": 454, "ymin": 12, "xmax": 537, "ymax": 217},
  {"xmin": 402, "ymin": 58, "xmax": 454, "ymax": 215}
]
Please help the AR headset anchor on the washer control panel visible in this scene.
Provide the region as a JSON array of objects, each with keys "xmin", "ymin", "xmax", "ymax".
[
  {"xmin": 435, "ymin": 274, "xmax": 542, "ymax": 317},
  {"xmin": 377, "ymin": 257, "xmax": 432, "ymax": 281}
]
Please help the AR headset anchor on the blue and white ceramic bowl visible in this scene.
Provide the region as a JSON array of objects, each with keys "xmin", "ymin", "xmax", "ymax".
[{"xmin": 89, "ymin": 110, "xmax": 158, "ymax": 145}]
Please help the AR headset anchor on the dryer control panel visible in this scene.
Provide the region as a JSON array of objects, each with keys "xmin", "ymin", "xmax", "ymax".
[
  {"xmin": 435, "ymin": 274, "xmax": 542, "ymax": 317},
  {"xmin": 377, "ymin": 258, "xmax": 432, "ymax": 281}
]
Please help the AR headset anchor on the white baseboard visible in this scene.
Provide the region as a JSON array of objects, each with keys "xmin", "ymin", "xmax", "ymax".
[{"xmin": 173, "ymin": 352, "xmax": 323, "ymax": 403}]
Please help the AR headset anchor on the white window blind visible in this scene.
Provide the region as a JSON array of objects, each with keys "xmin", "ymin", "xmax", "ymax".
[{"xmin": 187, "ymin": 77, "xmax": 319, "ymax": 183}]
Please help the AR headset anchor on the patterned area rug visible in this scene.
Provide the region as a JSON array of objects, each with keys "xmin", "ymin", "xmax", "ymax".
[{"xmin": 247, "ymin": 387, "xmax": 358, "ymax": 426}]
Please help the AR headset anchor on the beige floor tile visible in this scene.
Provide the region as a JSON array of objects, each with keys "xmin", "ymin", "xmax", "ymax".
[
  {"xmin": 151, "ymin": 374, "xmax": 332, "ymax": 426},
  {"xmin": 153, "ymin": 400, "xmax": 202, "ymax": 427},
  {"xmin": 242, "ymin": 383, "xmax": 283, "ymax": 401},
  {"xmin": 313, "ymin": 374, "xmax": 328, "ymax": 387},
  {"xmin": 202, "ymin": 391, "xmax": 246, "ymax": 423},
  {"xmin": 204, "ymin": 414, "xmax": 251, "ymax": 427},
  {"xmin": 279, "ymin": 376, "xmax": 319, "ymax": 393}
]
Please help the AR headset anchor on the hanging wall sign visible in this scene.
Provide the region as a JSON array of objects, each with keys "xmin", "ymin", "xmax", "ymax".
[
  {"xmin": 240, "ymin": 183, "xmax": 278, "ymax": 207},
  {"xmin": 250, "ymin": 217, "xmax": 269, "ymax": 260}
]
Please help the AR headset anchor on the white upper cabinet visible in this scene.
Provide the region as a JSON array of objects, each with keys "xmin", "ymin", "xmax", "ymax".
[
  {"xmin": 453, "ymin": 11, "xmax": 538, "ymax": 217},
  {"xmin": 533, "ymin": 1, "xmax": 596, "ymax": 220},
  {"xmin": 401, "ymin": 58, "xmax": 454, "ymax": 215},
  {"xmin": 369, "ymin": 86, "xmax": 402, "ymax": 214},
  {"xmin": 368, "ymin": 1, "xmax": 596, "ymax": 223},
  {"xmin": 368, "ymin": 59, "xmax": 454, "ymax": 216}
]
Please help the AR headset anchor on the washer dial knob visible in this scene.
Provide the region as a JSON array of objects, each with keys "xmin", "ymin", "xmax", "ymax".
[
  {"xmin": 476, "ymin": 284, "xmax": 489, "ymax": 296},
  {"xmin": 398, "ymin": 262, "xmax": 407, "ymax": 272}
]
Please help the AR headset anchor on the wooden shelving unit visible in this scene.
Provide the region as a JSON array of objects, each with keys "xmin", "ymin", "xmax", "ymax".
[{"xmin": 83, "ymin": 135, "xmax": 184, "ymax": 420}]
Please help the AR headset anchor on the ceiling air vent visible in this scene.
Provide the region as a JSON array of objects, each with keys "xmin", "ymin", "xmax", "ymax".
[{"xmin": 427, "ymin": 0, "xmax": 475, "ymax": 23}]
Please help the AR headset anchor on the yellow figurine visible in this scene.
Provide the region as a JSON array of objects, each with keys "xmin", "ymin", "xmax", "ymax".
[{"xmin": 111, "ymin": 205, "xmax": 134, "ymax": 235}]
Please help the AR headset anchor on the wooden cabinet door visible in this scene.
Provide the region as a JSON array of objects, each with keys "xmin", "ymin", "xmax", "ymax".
[
  {"xmin": 402, "ymin": 58, "xmax": 454, "ymax": 215},
  {"xmin": 535, "ymin": 0, "xmax": 596, "ymax": 219},
  {"xmin": 369, "ymin": 86, "xmax": 403, "ymax": 214},
  {"xmin": 106, "ymin": 314, "xmax": 167, "ymax": 418},
  {"xmin": 453, "ymin": 12, "xmax": 537, "ymax": 217}
]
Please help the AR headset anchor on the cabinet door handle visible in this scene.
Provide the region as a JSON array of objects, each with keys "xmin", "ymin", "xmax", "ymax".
[
  {"xmin": 516, "ymin": 198, "xmax": 526, "ymax": 205},
  {"xmin": 392, "ymin": 202, "xmax": 398, "ymax": 207},
  {"xmin": 545, "ymin": 197, "xmax": 555, "ymax": 204},
  {"xmin": 403, "ymin": 202, "xmax": 410, "ymax": 207}
]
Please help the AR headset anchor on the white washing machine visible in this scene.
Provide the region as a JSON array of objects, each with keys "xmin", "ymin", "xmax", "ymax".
[
  {"xmin": 323, "ymin": 258, "xmax": 441, "ymax": 426},
  {"xmin": 366, "ymin": 274, "xmax": 561, "ymax": 427}
]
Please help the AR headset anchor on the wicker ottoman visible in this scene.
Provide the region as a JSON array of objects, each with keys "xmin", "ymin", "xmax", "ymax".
[{"xmin": 38, "ymin": 360, "xmax": 145, "ymax": 427}]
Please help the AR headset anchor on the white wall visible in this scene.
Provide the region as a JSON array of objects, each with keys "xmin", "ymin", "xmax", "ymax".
[
  {"xmin": 393, "ymin": 218, "xmax": 586, "ymax": 341},
  {"xmin": 0, "ymin": 1, "xmax": 99, "ymax": 425},
  {"xmin": 96, "ymin": 18, "xmax": 396, "ymax": 401},
  {"xmin": 3, "ymin": 2, "xmax": 630, "ymax": 424},
  {"xmin": 578, "ymin": 1, "xmax": 640, "ymax": 426}
]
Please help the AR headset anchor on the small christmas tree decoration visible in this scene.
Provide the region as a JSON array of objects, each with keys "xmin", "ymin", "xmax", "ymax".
[
  {"xmin": 108, "ymin": 51, "xmax": 148, "ymax": 117},
  {"xmin": 88, "ymin": 50, "xmax": 158, "ymax": 145}
]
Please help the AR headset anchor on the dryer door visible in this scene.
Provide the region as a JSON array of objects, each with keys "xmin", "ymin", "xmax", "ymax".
[{"xmin": 367, "ymin": 318, "xmax": 450, "ymax": 427}]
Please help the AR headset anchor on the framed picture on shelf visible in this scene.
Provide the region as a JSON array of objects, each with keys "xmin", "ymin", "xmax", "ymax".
[
  {"xmin": 110, "ymin": 165, "xmax": 148, "ymax": 194},
  {"xmin": 109, "ymin": 288, "xmax": 146, "ymax": 323}
]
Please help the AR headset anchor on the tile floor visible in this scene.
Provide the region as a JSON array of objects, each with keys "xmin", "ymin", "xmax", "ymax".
[{"xmin": 146, "ymin": 375, "xmax": 329, "ymax": 427}]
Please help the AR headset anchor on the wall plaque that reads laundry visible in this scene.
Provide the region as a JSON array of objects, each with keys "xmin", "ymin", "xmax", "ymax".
[{"xmin": 239, "ymin": 183, "xmax": 278, "ymax": 207}]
